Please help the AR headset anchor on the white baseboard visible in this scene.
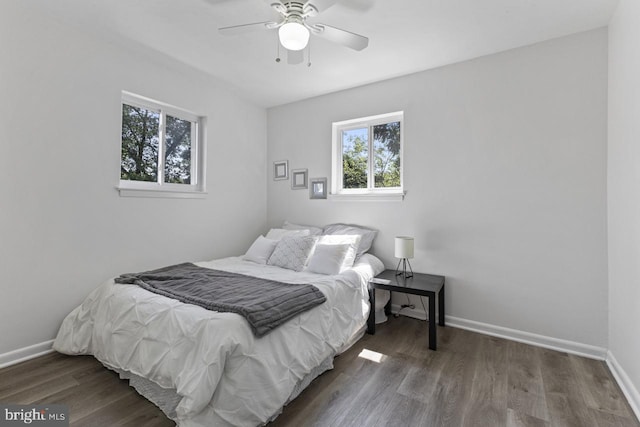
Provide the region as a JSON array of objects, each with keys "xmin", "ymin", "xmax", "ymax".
[
  {"xmin": 447, "ymin": 316, "xmax": 608, "ymax": 360},
  {"xmin": 0, "ymin": 340, "xmax": 55, "ymax": 369},
  {"xmin": 607, "ymin": 351, "xmax": 640, "ymax": 422},
  {"xmin": 389, "ymin": 303, "xmax": 608, "ymax": 360}
]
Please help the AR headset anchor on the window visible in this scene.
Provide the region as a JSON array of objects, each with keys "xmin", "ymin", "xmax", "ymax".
[
  {"xmin": 331, "ymin": 111, "xmax": 404, "ymax": 200},
  {"xmin": 118, "ymin": 92, "xmax": 206, "ymax": 198}
]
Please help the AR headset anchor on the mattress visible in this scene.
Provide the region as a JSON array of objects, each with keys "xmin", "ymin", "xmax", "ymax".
[{"xmin": 53, "ymin": 254, "xmax": 384, "ymax": 426}]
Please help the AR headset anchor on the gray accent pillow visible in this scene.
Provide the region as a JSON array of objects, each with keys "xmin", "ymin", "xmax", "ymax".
[
  {"xmin": 244, "ymin": 236, "xmax": 278, "ymax": 264},
  {"xmin": 267, "ymin": 235, "xmax": 317, "ymax": 272},
  {"xmin": 283, "ymin": 220, "xmax": 323, "ymax": 236}
]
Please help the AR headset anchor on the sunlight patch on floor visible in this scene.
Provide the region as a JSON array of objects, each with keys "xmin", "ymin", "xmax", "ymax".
[{"xmin": 358, "ymin": 348, "xmax": 387, "ymax": 363}]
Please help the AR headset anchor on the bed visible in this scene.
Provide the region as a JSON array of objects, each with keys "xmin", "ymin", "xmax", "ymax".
[{"xmin": 53, "ymin": 223, "xmax": 384, "ymax": 427}]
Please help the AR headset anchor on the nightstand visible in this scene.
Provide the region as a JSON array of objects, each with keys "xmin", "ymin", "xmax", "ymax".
[{"xmin": 367, "ymin": 269, "xmax": 445, "ymax": 350}]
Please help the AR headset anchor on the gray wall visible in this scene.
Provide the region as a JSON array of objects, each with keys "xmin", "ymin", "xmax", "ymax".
[
  {"xmin": 608, "ymin": 0, "xmax": 640, "ymax": 415},
  {"xmin": 267, "ymin": 29, "xmax": 609, "ymax": 349},
  {"xmin": 0, "ymin": 4, "xmax": 267, "ymax": 356}
]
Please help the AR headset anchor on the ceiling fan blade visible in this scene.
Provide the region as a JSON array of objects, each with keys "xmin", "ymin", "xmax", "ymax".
[
  {"xmin": 287, "ymin": 49, "xmax": 304, "ymax": 65},
  {"xmin": 219, "ymin": 21, "xmax": 279, "ymax": 36},
  {"xmin": 309, "ymin": 23, "xmax": 369, "ymax": 51}
]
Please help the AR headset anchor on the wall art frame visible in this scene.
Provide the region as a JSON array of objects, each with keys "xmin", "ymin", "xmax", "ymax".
[
  {"xmin": 310, "ymin": 177, "xmax": 327, "ymax": 199},
  {"xmin": 291, "ymin": 169, "xmax": 308, "ymax": 189},
  {"xmin": 273, "ymin": 160, "xmax": 288, "ymax": 180}
]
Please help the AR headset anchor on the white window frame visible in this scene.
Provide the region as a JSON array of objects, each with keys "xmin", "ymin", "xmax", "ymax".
[
  {"xmin": 331, "ymin": 111, "xmax": 405, "ymax": 201},
  {"xmin": 117, "ymin": 91, "xmax": 207, "ymax": 198}
]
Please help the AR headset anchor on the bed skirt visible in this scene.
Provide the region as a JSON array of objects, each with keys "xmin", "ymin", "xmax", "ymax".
[{"xmin": 106, "ymin": 325, "xmax": 366, "ymax": 426}]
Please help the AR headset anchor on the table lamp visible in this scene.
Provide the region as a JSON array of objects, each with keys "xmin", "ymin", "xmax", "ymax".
[{"xmin": 395, "ymin": 236, "xmax": 414, "ymax": 278}]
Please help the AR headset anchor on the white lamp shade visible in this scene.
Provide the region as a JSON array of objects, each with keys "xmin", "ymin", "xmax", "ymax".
[
  {"xmin": 279, "ymin": 22, "xmax": 310, "ymax": 51},
  {"xmin": 394, "ymin": 236, "xmax": 414, "ymax": 259}
]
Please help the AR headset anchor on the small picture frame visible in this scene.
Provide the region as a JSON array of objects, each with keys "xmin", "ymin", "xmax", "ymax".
[
  {"xmin": 310, "ymin": 177, "xmax": 327, "ymax": 199},
  {"xmin": 273, "ymin": 160, "xmax": 288, "ymax": 180},
  {"xmin": 291, "ymin": 169, "xmax": 308, "ymax": 189}
]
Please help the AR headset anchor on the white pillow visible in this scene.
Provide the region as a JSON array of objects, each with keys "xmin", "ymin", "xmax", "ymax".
[
  {"xmin": 352, "ymin": 253, "xmax": 386, "ymax": 277},
  {"xmin": 313, "ymin": 234, "xmax": 361, "ymax": 271},
  {"xmin": 243, "ymin": 236, "xmax": 278, "ymax": 264},
  {"xmin": 306, "ymin": 243, "xmax": 351, "ymax": 275},
  {"xmin": 265, "ymin": 228, "xmax": 310, "ymax": 241},
  {"xmin": 282, "ymin": 220, "xmax": 323, "ymax": 236},
  {"xmin": 322, "ymin": 223, "xmax": 377, "ymax": 258},
  {"xmin": 267, "ymin": 235, "xmax": 317, "ymax": 272}
]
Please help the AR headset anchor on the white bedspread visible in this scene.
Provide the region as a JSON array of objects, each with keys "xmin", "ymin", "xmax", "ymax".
[{"xmin": 53, "ymin": 255, "xmax": 384, "ymax": 427}]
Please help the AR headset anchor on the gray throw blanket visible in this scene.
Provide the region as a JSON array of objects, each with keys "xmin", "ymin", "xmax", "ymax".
[{"xmin": 115, "ymin": 263, "xmax": 326, "ymax": 337}]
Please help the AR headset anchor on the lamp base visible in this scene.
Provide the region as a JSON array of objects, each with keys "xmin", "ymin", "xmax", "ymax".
[{"xmin": 395, "ymin": 258, "xmax": 413, "ymax": 279}]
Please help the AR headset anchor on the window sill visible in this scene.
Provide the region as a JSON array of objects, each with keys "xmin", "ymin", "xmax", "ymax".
[
  {"xmin": 116, "ymin": 186, "xmax": 207, "ymax": 199},
  {"xmin": 328, "ymin": 191, "xmax": 405, "ymax": 202}
]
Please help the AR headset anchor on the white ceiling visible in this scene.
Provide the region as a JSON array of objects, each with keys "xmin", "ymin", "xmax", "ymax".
[{"xmin": 38, "ymin": 0, "xmax": 618, "ymax": 107}]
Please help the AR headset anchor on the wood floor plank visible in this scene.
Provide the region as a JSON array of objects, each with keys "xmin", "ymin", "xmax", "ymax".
[
  {"xmin": 548, "ymin": 394, "xmax": 613, "ymax": 427},
  {"xmin": 506, "ymin": 408, "xmax": 550, "ymax": 427},
  {"xmin": 507, "ymin": 341, "xmax": 550, "ymax": 421},
  {"xmin": 584, "ymin": 407, "xmax": 640, "ymax": 427},
  {"xmin": 34, "ymin": 368, "xmax": 141, "ymax": 422},
  {"xmin": 539, "ymin": 348, "xmax": 598, "ymax": 427},
  {"xmin": 316, "ymin": 353, "xmax": 409, "ymax": 426},
  {"xmin": 270, "ymin": 372, "xmax": 352, "ymax": 427},
  {"xmin": 570, "ymin": 354, "xmax": 635, "ymax": 419},
  {"xmin": 0, "ymin": 353, "xmax": 96, "ymax": 399},
  {"xmin": 412, "ymin": 350, "xmax": 468, "ymax": 426},
  {"xmin": 396, "ymin": 349, "xmax": 450, "ymax": 403},
  {"xmin": 1, "ymin": 318, "xmax": 638, "ymax": 427},
  {"xmin": 461, "ymin": 334, "xmax": 509, "ymax": 426},
  {"xmin": 278, "ymin": 354, "xmax": 384, "ymax": 427},
  {"xmin": 539, "ymin": 348, "xmax": 584, "ymax": 398},
  {"xmin": 73, "ymin": 388, "xmax": 174, "ymax": 427},
  {"xmin": 437, "ymin": 322, "xmax": 485, "ymax": 356},
  {"xmin": 1, "ymin": 371, "xmax": 81, "ymax": 404},
  {"xmin": 368, "ymin": 392, "xmax": 429, "ymax": 427},
  {"xmin": 355, "ymin": 354, "xmax": 422, "ymax": 427}
]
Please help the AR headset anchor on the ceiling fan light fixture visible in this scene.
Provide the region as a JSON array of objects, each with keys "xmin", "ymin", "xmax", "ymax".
[{"xmin": 279, "ymin": 21, "xmax": 309, "ymax": 51}]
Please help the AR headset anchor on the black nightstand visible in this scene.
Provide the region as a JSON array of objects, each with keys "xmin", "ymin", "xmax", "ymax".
[{"xmin": 368, "ymin": 269, "xmax": 445, "ymax": 350}]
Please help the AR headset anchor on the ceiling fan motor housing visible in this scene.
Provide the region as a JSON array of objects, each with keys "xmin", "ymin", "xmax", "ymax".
[
  {"xmin": 219, "ymin": 0, "xmax": 369, "ymax": 54},
  {"xmin": 274, "ymin": 1, "xmax": 319, "ymax": 20}
]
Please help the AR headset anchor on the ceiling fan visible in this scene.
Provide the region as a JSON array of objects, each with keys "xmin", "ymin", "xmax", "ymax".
[{"xmin": 218, "ymin": 0, "xmax": 369, "ymax": 55}]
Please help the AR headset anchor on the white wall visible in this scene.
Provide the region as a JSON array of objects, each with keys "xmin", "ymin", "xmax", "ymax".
[
  {"xmin": 267, "ymin": 29, "xmax": 608, "ymax": 350},
  {"xmin": 607, "ymin": 0, "xmax": 640, "ymax": 415},
  {"xmin": 0, "ymin": 4, "xmax": 267, "ymax": 356}
]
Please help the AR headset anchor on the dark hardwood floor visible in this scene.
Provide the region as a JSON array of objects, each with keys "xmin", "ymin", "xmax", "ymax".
[{"xmin": 1, "ymin": 317, "xmax": 637, "ymax": 426}]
